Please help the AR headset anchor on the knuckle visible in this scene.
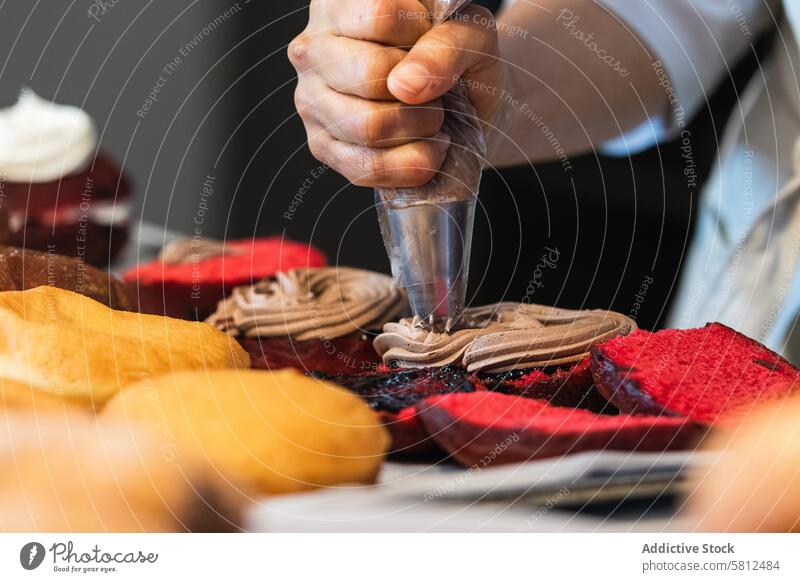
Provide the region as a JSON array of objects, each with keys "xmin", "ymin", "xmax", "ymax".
[
  {"xmin": 293, "ymin": 85, "xmax": 312, "ymax": 116},
  {"xmin": 307, "ymin": 134, "xmax": 329, "ymax": 164},
  {"xmin": 288, "ymin": 33, "xmax": 311, "ymax": 69}
]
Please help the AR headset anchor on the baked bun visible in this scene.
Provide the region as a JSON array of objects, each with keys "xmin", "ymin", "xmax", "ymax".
[
  {"xmin": 0, "ymin": 413, "xmax": 247, "ymax": 532},
  {"xmin": 685, "ymin": 393, "xmax": 800, "ymax": 532},
  {"xmin": 0, "ymin": 245, "xmax": 133, "ymax": 310},
  {"xmin": 0, "ymin": 377, "xmax": 81, "ymax": 413},
  {"xmin": 103, "ymin": 369, "xmax": 390, "ymax": 494},
  {"xmin": 0, "ymin": 286, "xmax": 249, "ymax": 407}
]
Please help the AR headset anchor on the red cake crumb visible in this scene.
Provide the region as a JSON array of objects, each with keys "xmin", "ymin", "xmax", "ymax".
[
  {"xmin": 125, "ymin": 237, "xmax": 326, "ymax": 319},
  {"xmin": 417, "ymin": 391, "xmax": 702, "ymax": 467},
  {"xmin": 379, "ymin": 408, "xmax": 437, "ymax": 456},
  {"xmin": 591, "ymin": 323, "xmax": 800, "ymax": 426},
  {"xmin": 313, "ymin": 364, "xmax": 486, "ymax": 414},
  {"xmin": 485, "ymin": 357, "xmax": 610, "ymax": 412}
]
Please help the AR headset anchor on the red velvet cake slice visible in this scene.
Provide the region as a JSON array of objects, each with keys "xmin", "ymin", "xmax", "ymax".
[
  {"xmin": 417, "ymin": 391, "xmax": 702, "ymax": 467},
  {"xmin": 484, "ymin": 356, "xmax": 611, "ymax": 412},
  {"xmin": 379, "ymin": 407, "xmax": 434, "ymax": 456},
  {"xmin": 590, "ymin": 323, "xmax": 800, "ymax": 426},
  {"xmin": 125, "ymin": 237, "xmax": 326, "ymax": 319}
]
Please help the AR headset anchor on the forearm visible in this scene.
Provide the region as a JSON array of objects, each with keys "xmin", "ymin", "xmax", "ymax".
[{"xmin": 487, "ymin": 0, "xmax": 667, "ymax": 167}]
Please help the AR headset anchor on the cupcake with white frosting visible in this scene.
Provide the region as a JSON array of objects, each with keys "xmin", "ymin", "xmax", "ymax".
[{"xmin": 0, "ymin": 89, "xmax": 131, "ymax": 265}]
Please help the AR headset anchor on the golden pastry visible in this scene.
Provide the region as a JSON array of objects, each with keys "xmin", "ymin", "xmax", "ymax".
[
  {"xmin": 0, "ymin": 377, "xmax": 80, "ymax": 413},
  {"xmin": 103, "ymin": 369, "xmax": 390, "ymax": 494},
  {"xmin": 0, "ymin": 413, "xmax": 246, "ymax": 532},
  {"xmin": 0, "ymin": 286, "xmax": 249, "ymax": 407}
]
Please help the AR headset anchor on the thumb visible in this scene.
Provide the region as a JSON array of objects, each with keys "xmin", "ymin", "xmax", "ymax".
[{"xmin": 387, "ymin": 6, "xmax": 498, "ymax": 105}]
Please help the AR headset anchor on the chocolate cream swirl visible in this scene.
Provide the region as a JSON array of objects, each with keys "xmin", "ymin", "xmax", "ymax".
[
  {"xmin": 207, "ymin": 267, "xmax": 407, "ymax": 341},
  {"xmin": 374, "ymin": 303, "xmax": 637, "ymax": 373}
]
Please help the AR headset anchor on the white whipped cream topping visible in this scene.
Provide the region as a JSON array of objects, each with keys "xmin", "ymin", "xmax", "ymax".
[{"xmin": 0, "ymin": 89, "xmax": 97, "ymax": 183}]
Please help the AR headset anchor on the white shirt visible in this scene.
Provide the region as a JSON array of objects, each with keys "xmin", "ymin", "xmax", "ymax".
[{"xmin": 599, "ymin": 0, "xmax": 800, "ymax": 359}]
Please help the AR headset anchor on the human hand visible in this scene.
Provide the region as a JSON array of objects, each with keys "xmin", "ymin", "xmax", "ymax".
[{"xmin": 289, "ymin": 0, "xmax": 502, "ymax": 188}]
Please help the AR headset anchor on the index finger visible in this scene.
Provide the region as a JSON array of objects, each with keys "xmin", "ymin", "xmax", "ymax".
[{"xmin": 315, "ymin": 0, "xmax": 432, "ymax": 47}]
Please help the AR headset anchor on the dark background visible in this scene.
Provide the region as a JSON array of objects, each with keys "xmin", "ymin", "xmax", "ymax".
[{"xmin": 0, "ymin": 0, "xmax": 773, "ymax": 330}]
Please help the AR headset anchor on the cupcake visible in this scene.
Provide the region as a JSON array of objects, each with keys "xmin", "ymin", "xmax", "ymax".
[
  {"xmin": 124, "ymin": 236, "xmax": 327, "ymax": 320},
  {"xmin": 0, "ymin": 89, "xmax": 131, "ymax": 265},
  {"xmin": 207, "ymin": 266, "xmax": 405, "ymax": 375}
]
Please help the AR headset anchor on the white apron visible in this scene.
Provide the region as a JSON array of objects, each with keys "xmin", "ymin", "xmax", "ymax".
[{"xmin": 668, "ymin": 3, "xmax": 800, "ymax": 361}]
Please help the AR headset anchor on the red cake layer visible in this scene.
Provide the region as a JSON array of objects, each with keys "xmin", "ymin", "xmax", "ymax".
[
  {"xmin": 417, "ymin": 392, "xmax": 702, "ymax": 467},
  {"xmin": 590, "ymin": 323, "xmax": 800, "ymax": 426},
  {"xmin": 125, "ymin": 237, "xmax": 326, "ymax": 319},
  {"xmin": 2, "ymin": 153, "xmax": 131, "ymax": 265},
  {"xmin": 485, "ymin": 357, "xmax": 610, "ymax": 412},
  {"xmin": 126, "ymin": 237, "xmax": 326, "ymax": 286},
  {"xmin": 379, "ymin": 408, "xmax": 435, "ymax": 456},
  {"xmin": 1, "ymin": 153, "xmax": 131, "ymax": 212},
  {"xmin": 241, "ymin": 335, "xmax": 383, "ymax": 375}
]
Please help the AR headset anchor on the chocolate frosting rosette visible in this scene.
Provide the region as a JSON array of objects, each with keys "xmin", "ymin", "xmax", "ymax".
[
  {"xmin": 206, "ymin": 267, "xmax": 408, "ymax": 375},
  {"xmin": 374, "ymin": 303, "xmax": 637, "ymax": 373},
  {"xmin": 207, "ymin": 267, "xmax": 406, "ymax": 340}
]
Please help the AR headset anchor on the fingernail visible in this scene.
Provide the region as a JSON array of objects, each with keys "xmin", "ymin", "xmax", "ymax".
[
  {"xmin": 389, "ymin": 62, "xmax": 431, "ymax": 96},
  {"xmin": 432, "ymin": 132, "xmax": 451, "ymax": 155}
]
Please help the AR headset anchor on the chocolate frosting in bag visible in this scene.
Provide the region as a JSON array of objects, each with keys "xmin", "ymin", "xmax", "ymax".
[
  {"xmin": 376, "ymin": 0, "xmax": 485, "ymax": 207},
  {"xmin": 374, "ymin": 0, "xmax": 486, "ymax": 328}
]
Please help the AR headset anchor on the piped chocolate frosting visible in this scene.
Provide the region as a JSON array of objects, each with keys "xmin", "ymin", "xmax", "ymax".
[
  {"xmin": 207, "ymin": 267, "xmax": 407, "ymax": 341},
  {"xmin": 374, "ymin": 302, "xmax": 636, "ymax": 373}
]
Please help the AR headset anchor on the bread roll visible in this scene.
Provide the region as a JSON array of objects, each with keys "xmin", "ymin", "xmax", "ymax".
[
  {"xmin": 104, "ymin": 369, "xmax": 390, "ymax": 494},
  {"xmin": 0, "ymin": 286, "xmax": 249, "ymax": 407},
  {"xmin": 0, "ymin": 412, "xmax": 247, "ymax": 532},
  {"xmin": 0, "ymin": 377, "xmax": 81, "ymax": 413}
]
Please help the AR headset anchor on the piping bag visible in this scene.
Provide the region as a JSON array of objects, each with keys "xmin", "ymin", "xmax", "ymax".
[{"xmin": 375, "ymin": 0, "xmax": 486, "ymax": 333}]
